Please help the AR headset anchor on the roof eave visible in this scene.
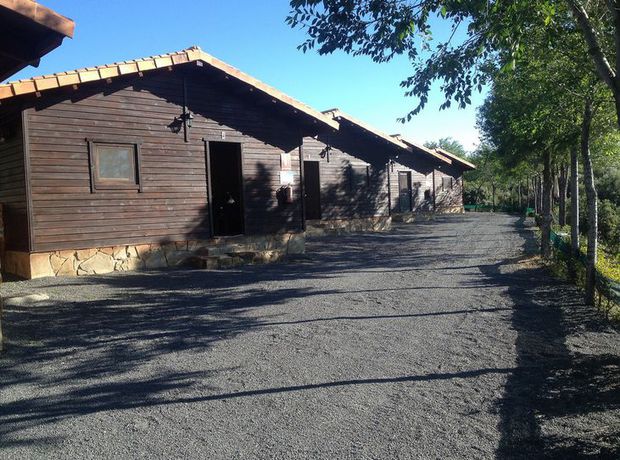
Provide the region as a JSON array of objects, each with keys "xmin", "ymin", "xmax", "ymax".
[
  {"xmin": 398, "ymin": 137, "xmax": 452, "ymax": 164},
  {"xmin": 435, "ymin": 147, "xmax": 476, "ymax": 170},
  {"xmin": 0, "ymin": 46, "xmax": 339, "ymax": 131},
  {"xmin": 323, "ymin": 109, "xmax": 409, "ymax": 150},
  {"xmin": 0, "ymin": 0, "xmax": 75, "ymax": 37}
]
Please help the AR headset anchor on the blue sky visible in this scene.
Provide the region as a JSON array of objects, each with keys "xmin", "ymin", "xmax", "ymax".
[{"xmin": 10, "ymin": 0, "xmax": 485, "ymax": 151}]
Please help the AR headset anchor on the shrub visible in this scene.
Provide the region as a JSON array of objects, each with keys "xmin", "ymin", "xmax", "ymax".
[{"xmin": 599, "ymin": 199, "xmax": 620, "ymax": 255}]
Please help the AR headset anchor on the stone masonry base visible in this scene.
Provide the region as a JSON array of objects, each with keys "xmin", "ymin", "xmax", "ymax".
[
  {"xmin": 436, "ymin": 205, "xmax": 465, "ymax": 214},
  {"xmin": 306, "ymin": 216, "xmax": 392, "ymax": 237},
  {"xmin": 3, "ymin": 232, "xmax": 305, "ymax": 279}
]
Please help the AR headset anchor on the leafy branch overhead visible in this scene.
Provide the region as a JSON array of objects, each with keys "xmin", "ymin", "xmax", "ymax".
[{"xmin": 287, "ymin": 0, "xmax": 620, "ymax": 126}]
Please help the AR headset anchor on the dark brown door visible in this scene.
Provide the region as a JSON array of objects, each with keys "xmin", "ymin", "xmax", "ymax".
[
  {"xmin": 208, "ymin": 142, "xmax": 244, "ymax": 236},
  {"xmin": 398, "ymin": 171, "xmax": 412, "ymax": 212},
  {"xmin": 303, "ymin": 161, "xmax": 321, "ymax": 220}
]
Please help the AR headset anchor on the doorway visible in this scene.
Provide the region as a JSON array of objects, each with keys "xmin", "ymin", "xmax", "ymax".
[
  {"xmin": 208, "ymin": 142, "xmax": 244, "ymax": 236},
  {"xmin": 398, "ymin": 171, "xmax": 412, "ymax": 212},
  {"xmin": 303, "ymin": 161, "xmax": 321, "ymax": 220}
]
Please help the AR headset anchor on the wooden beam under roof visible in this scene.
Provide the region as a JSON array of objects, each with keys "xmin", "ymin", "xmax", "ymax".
[{"xmin": 0, "ymin": 0, "xmax": 74, "ymax": 81}]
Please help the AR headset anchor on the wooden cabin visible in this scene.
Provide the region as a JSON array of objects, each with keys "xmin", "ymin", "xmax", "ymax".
[
  {"xmin": 302, "ymin": 110, "xmax": 472, "ymax": 233},
  {"xmin": 0, "ymin": 0, "xmax": 74, "ymax": 279},
  {"xmin": 433, "ymin": 146, "xmax": 476, "ymax": 212},
  {"xmin": 0, "ymin": 47, "xmax": 339, "ymax": 278},
  {"xmin": 398, "ymin": 138, "xmax": 475, "ymax": 214},
  {"xmin": 301, "ymin": 110, "xmax": 398, "ymax": 233},
  {"xmin": 0, "ymin": 46, "xmax": 474, "ymax": 279}
]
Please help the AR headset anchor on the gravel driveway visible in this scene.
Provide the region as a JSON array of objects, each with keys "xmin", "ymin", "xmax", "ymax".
[{"xmin": 1, "ymin": 213, "xmax": 618, "ymax": 459}]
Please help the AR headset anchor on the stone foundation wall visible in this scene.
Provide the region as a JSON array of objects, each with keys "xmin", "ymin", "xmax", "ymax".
[
  {"xmin": 3, "ymin": 233, "xmax": 305, "ymax": 279},
  {"xmin": 391, "ymin": 212, "xmax": 438, "ymax": 223},
  {"xmin": 306, "ymin": 216, "xmax": 392, "ymax": 237},
  {"xmin": 435, "ymin": 205, "xmax": 465, "ymax": 214}
]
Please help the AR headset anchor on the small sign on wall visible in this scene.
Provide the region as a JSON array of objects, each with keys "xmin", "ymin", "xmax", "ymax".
[
  {"xmin": 280, "ymin": 170, "xmax": 294, "ymax": 185},
  {"xmin": 280, "ymin": 152, "xmax": 292, "ymax": 171}
]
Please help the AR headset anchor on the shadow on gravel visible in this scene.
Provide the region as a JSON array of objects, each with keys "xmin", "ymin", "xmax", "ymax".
[
  {"xmin": 2, "ymin": 214, "xmax": 618, "ymax": 456},
  {"xmin": 483, "ymin": 218, "xmax": 620, "ymax": 459},
  {"xmin": 0, "ymin": 214, "xmax": 482, "ymax": 447}
]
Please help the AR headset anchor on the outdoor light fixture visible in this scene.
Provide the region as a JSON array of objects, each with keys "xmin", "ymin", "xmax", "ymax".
[
  {"xmin": 320, "ymin": 144, "xmax": 332, "ymax": 162},
  {"xmin": 388, "ymin": 156, "xmax": 399, "ymax": 172},
  {"xmin": 180, "ymin": 111, "xmax": 194, "ymax": 128}
]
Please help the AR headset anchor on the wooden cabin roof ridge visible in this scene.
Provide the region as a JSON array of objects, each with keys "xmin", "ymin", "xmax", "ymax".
[{"xmin": 0, "ymin": 46, "xmax": 339, "ymax": 129}]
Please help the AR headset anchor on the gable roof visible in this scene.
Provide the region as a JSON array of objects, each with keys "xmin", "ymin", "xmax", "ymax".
[
  {"xmin": 0, "ymin": 0, "xmax": 75, "ymax": 81},
  {"xmin": 0, "ymin": 46, "xmax": 339, "ymax": 130},
  {"xmin": 322, "ymin": 108, "xmax": 409, "ymax": 150},
  {"xmin": 391, "ymin": 134, "xmax": 452, "ymax": 165},
  {"xmin": 435, "ymin": 147, "xmax": 476, "ymax": 170}
]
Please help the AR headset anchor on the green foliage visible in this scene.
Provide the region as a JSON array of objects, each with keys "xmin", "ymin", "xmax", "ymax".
[
  {"xmin": 423, "ymin": 137, "xmax": 467, "ymax": 157},
  {"xmin": 598, "ymin": 200, "xmax": 620, "ymax": 255},
  {"xmin": 287, "ymin": 0, "xmax": 618, "ymax": 124},
  {"xmin": 596, "ymin": 165, "xmax": 620, "ymax": 205},
  {"xmin": 288, "ymin": 0, "xmax": 620, "ymax": 267},
  {"xmin": 549, "ymin": 228, "xmax": 620, "ymax": 319}
]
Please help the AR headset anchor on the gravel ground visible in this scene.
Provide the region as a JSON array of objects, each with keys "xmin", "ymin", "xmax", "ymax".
[{"xmin": 1, "ymin": 213, "xmax": 618, "ymax": 459}]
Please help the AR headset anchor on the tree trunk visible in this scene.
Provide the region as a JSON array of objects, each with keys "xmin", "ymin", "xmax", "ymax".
[
  {"xmin": 492, "ymin": 183, "xmax": 496, "ymax": 212},
  {"xmin": 581, "ymin": 99, "xmax": 598, "ymax": 304},
  {"xmin": 541, "ymin": 152, "xmax": 553, "ymax": 258},
  {"xmin": 570, "ymin": 144, "xmax": 580, "ymax": 255},
  {"xmin": 539, "ymin": 176, "xmax": 544, "ymax": 214},
  {"xmin": 532, "ymin": 177, "xmax": 538, "ymax": 214},
  {"xmin": 553, "ymin": 168, "xmax": 559, "ymax": 204},
  {"xmin": 570, "ymin": 1, "xmax": 620, "ymax": 129},
  {"xmin": 536, "ymin": 175, "xmax": 543, "ymax": 214},
  {"xmin": 558, "ymin": 161, "xmax": 568, "ymax": 227}
]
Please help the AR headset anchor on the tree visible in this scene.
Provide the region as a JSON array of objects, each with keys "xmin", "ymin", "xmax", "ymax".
[
  {"xmin": 288, "ymin": 0, "xmax": 620, "ymax": 128},
  {"xmin": 476, "ymin": 21, "xmax": 589, "ymax": 259},
  {"xmin": 463, "ymin": 144, "xmax": 510, "ymax": 210},
  {"xmin": 477, "ymin": 16, "xmax": 616, "ymax": 301},
  {"xmin": 570, "ymin": 144, "xmax": 580, "ymax": 258},
  {"xmin": 424, "ymin": 137, "xmax": 468, "ymax": 158},
  {"xmin": 581, "ymin": 98, "xmax": 598, "ymax": 303}
]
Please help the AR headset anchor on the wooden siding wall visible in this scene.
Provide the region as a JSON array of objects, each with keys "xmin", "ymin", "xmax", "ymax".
[
  {"xmin": 388, "ymin": 154, "xmax": 435, "ymax": 214},
  {"xmin": 24, "ymin": 68, "xmax": 303, "ymax": 252},
  {"xmin": 302, "ymin": 136, "xmax": 389, "ymax": 219},
  {"xmin": 0, "ymin": 107, "xmax": 28, "ymax": 251},
  {"xmin": 302, "ymin": 132, "xmax": 447, "ymax": 218},
  {"xmin": 434, "ymin": 164, "xmax": 464, "ymax": 210}
]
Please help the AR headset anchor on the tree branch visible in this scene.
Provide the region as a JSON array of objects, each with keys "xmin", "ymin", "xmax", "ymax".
[
  {"xmin": 569, "ymin": 0, "xmax": 617, "ymax": 91},
  {"xmin": 606, "ymin": 0, "xmax": 620, "ymax": 86}
]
